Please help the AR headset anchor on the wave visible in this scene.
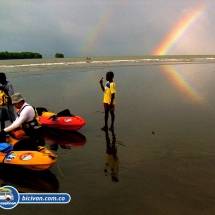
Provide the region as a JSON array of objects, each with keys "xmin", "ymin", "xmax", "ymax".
[
  {"xmin": 1, "ymin": 56, "xmax": 215, "ymax": 68},
  {"xmin": 0, "ymin": 61, "xmax": 87, "ymax": 68}
]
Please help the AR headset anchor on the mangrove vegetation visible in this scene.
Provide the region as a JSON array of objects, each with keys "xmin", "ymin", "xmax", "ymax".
[
  {"xmin": 55, "ymin": 53, "xmax": 64, "ymax": 58},
  {"xmin": 0, "ymin": 51, "xmax": 42, "ymax": 60}
]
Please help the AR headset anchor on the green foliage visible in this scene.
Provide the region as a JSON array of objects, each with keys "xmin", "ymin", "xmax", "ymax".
[
  {"xmin": 0, "ymin": 51, "xmax": 42, "ymax": 60},
  {"xmin": 55, "ymin": 53, "xmax": 64, "ymax": 58}
]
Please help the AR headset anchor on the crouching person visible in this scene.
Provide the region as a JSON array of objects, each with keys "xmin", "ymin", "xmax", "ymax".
[{"xmin": 0, "ymin": 93, "xmax": 45, "ymax": 150}]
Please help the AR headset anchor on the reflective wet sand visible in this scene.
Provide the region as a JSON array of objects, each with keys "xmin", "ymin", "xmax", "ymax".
[{"xmin": 1, "ymin": 61, "xmax": 215, "ymax": 214}]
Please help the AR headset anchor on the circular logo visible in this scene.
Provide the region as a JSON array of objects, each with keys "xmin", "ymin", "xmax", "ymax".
[
  {"xmin": 64, "ymin": 118, "xmax": 72, "ymax": 123},
  {"xmin": 0, "ymin": 186, "xmax": 19, "ymax": 209},
  {"xmin": 20, "ymin": 152, "xmax": 34, "ymax": 161}
]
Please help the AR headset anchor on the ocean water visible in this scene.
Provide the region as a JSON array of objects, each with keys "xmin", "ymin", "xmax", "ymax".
[{"xmin": 1, "ymin": 56, "xmax": 215, "ymax": 215}]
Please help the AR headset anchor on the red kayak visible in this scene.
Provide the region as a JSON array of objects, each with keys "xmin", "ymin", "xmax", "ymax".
[{"xmin": 36, "ymin": 108, "xmax": 86, "ymax": 131}]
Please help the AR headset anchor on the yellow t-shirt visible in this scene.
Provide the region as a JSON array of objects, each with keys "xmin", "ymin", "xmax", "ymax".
[{"xmin": 103, "ymin": 81, "xmax": 116, "ymax": 104}]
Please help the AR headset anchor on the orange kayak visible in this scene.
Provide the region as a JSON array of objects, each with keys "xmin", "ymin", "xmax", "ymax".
[
  {"xmin": 37, "ymin": 108, "xmax": 86, "ymax": 131},
  {"xmin": 0, "ymin": 137, "xmax": 57, "ymax": 171}
]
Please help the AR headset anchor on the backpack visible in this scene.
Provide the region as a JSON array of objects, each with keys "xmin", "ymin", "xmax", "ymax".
[{"xmin": 0, "ymin": 91, "xmax": 10, "ymax": 106}]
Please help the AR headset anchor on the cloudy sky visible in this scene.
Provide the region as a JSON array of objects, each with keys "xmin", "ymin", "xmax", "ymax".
[{"xmin": 1, "ymin": 0, "xmax": 215, "ymax": 58}]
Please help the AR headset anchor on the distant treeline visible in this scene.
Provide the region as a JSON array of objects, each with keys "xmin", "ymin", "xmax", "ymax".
[
  {"xmin": 0, "ymin": 51, "xmax": 42, "ymax": 60},
  {"xmin": 55, "ymin": 53, "xmax": 64, "ymax": 58}
]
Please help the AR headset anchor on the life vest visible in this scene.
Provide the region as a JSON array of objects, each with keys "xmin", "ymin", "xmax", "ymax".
[
  {"xmin": 34, "ymin": 107, "xmax": 42, "ymax": 126},
  {"xmin": 0, "ymin": 91, "xmax": 10, "ymax": 106},
  {"xmin": 17, "ymin": 105, "xmax": 42, "ymax": 130}
]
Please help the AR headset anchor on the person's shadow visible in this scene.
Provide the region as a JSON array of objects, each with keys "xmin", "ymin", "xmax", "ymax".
[{"xmin": 104, "ymin": 129, "xmax": 119, "ymax": 182}]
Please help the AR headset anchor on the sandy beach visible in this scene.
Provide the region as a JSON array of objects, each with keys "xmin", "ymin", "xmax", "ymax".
[{"xmin": 1, "ymin": 58, "xmax": 215, "ymax": 214}]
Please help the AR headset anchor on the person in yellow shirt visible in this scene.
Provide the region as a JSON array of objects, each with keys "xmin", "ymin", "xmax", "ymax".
[{"xmin": 99, "ymin": 71, "xmax": 116, "ymax": 131}]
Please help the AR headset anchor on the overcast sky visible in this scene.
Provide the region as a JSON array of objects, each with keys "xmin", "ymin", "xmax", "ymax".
[{"xmin": 1, "ymin": 0, "xmax": 215, "ymax": 58}]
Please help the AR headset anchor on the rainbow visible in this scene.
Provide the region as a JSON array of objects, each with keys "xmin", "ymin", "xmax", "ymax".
[
  {"xmin": 153, "ymin": 3, "xmax": 207, "ymax": 55},
  {"xmin": 152, "ymin": 3, "xmax": 210, "ymax": 107},
  {"xmin": 81, "ymin": 8, "xmax": 112, "ymax": 56},
  {"xmin": 160, "ymin": 65, "xmax": 208, "ymax": 107}
]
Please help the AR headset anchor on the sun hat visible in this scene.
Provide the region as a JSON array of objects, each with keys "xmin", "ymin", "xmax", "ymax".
[{"xmin": 11, "ymin": 93, "xmax": 25, "ymax": 104}]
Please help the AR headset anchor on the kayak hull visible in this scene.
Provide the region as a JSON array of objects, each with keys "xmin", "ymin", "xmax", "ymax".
[
  {"xmin": 39, "ymin": 115, "xmax": 86, "ymax": 131},
  {"xmin": 0, "ymin": 138, "xmax": 57, "ymax": 171}
]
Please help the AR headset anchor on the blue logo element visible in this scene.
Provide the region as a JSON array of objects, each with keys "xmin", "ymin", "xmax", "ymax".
[
  {"xmin": 0, "ymin": 186, "xmax": 19, "ymax": 209},
  {"xmin": 0, "ymin": 185, "xmax": 71, "ymax": 209},
  {"xmin": 5, "ymin": 152, "xmax": 16, "ymax": 162},
  {"xmin": 105, "ymin": 82, "xmax": 110, "ymax": 88},
  {"xmin": 19, "ymin": 193, "xmax": 71, "ymax": 204}
]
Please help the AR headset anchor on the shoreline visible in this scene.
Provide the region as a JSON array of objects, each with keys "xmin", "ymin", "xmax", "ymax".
[
  {"xmin": 1, "ymin": 59, "xmax": 215, "ymax": 214},
  {"xmin": 1, "ymin": 55, "xmax": 215, "ymax": 68}
]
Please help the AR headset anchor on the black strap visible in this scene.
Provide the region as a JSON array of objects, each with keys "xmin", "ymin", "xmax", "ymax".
[
  {"xmin": 18, "ymin": 105, "xmax": 39, "ymax": 129},
  {"xmin": 22, "ymin": 118, "xmax": 38, "ymax": 129},
  {"xmin": 17, "ymin": 105, "xmax": 29, "ymax": 117}
]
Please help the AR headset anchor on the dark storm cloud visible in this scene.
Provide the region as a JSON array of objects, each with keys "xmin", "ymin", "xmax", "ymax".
[{"xmin": 0, "ymin": 0, "xmax": 214, "ymax": 57}]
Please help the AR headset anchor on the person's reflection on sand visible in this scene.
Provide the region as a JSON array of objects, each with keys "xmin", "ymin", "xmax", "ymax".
[{"xmin": 104, "ymin": 129, "xmax": 119, "ymax": 182}]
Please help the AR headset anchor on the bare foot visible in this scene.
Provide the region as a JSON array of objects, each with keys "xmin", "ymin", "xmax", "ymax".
[
  {"xmin": 101, "ymin": 126, "xmax": 108, "ymax": 131},
  {"xmin": 109, "ymin": 126, "xmax": 114, "ymax": 131}
]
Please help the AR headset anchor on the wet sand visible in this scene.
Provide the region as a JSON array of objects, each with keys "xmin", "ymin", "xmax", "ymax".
[{"xmin": 1, "ymin": 61, "xmax": 215, "ymax": 214}]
